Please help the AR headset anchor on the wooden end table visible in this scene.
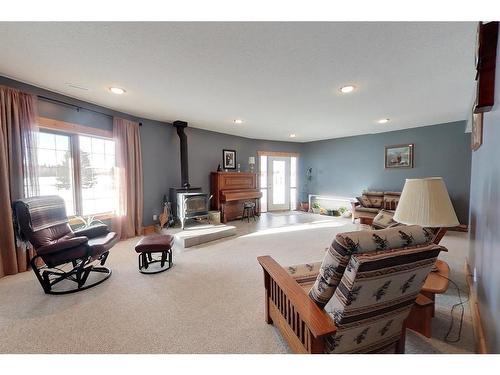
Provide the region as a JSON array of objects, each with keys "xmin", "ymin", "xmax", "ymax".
[{"xmin": 406, "ymin": 259, "xmax": 450, "ymax": 337}]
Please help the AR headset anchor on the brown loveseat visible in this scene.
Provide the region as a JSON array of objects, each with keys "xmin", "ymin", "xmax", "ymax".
[{"xmin": 351, "ymin": 190, "xmax": 401, "ymax": 224}]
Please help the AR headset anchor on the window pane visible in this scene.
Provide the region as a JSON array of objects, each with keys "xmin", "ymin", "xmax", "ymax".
[
  {"xmin": 80, "ymin": 136, "xmax": 91, "ymax": 153},
  {"xmin": 290, "ymin": 157, "xmax": 297, "ymax": 188},
  {"xmin": 38, "ymin": 132, "xmax": 55, "ymax": 149},
  {"xmin": 80, "ymin": 135, "xmax": 117, "ymax": 216},
  {"xmin": 91, "ymin": 137, "xmax": 105, "ymax": 154},
  {"xmin": 105, "ymin": 139, "xmax": 115, "ymax": 155},
  {"xmin": 260, "ymin": 155, "xmax": 267, "ymax": 188},
  {"xmin": 272, "ymin": 160, "xmax": 286, "ymax": 205},
  {"xmin": 290, "ymin": 188, "xmax": 297, "ymax": 210},
  {"xmin": 55, "ymin": 134, "xmax": 70, "ymax": 151},
  {"xmin": 35, "ymin": 131, "xmax": 75, "ymax": 215},
  {"xmin": 260, "ymin": 189, "xmax": 267, "ymax": 212}
]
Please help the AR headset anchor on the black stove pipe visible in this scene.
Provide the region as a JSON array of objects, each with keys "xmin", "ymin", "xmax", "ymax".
[{"xmin": 173, "ymin": 120, "xmax": 190, "ymax": 188}]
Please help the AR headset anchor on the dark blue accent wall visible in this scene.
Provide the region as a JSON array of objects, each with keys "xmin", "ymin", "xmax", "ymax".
[
  {"xmin": 468, "ymin": 28, "xmax": 500, "ymax": 353},
  {"xmin": 300, "ymin": 121, "xmax": 471, "ymax": 224}
]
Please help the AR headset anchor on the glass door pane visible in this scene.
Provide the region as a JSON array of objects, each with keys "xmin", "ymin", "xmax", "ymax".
[
  {"xmin": 272, "ymin": 160, "xmax": 286, "ymax": 205},
  {"xmin": 267, "ymin": 156, "xmax": 290, "ymax": 211}
]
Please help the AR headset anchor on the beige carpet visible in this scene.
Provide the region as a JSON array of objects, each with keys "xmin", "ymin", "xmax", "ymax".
[{"xmin": 0, "ymin": 213, "xmax": 474, "ymax": 353}]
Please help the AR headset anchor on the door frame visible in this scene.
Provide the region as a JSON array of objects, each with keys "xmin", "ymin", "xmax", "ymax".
[{"xmin": 267, "ymin": 156, "xmax": 290, "ymax": 211}]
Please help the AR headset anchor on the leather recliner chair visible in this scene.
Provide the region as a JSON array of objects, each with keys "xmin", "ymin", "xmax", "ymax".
[{"xmin": 12, "ymin": 195, "xmax": 118, "ymax": 294}]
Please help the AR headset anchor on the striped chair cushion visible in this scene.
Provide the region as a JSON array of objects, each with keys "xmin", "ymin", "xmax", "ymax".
[
  {"xmin": 308, "ymin": 225, "xmax": 435, "ymax": 307},
  {"xmin": 18, "ymin": 195, "xmax": 68, "ymax": 231},
  {"xmin": 323, "ymin": 242, "xmax": 443, "ymax": 353}
]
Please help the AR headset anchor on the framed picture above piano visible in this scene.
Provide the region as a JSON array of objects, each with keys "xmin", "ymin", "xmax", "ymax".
[{"xmin": 223, "ymin": 149, "xmax": 236, "ymax": 170}]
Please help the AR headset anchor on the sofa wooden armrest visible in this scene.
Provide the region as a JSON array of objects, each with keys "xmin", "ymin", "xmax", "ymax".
[{"xmin": 257, "ymin": 255, "xmax": 337, "ymax": 353}]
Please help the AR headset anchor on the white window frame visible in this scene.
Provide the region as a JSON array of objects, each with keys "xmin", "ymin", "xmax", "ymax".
[{"xmin": 36, "ymin": 117, "xmax": 116, "ymax": 219}]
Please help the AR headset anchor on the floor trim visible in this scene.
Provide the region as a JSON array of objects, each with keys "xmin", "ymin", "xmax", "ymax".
[{"xmin": 464, "ymin": 260, "xmax": 488, "ymax": 354}]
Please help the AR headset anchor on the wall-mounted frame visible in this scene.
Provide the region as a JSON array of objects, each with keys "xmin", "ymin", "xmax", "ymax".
[
  {"xmin": 222, "ymin": 149, "xmax": 236, "ymax": 169},
  {"xmin": 385, "ymin": 144, "xmax": 414, "ymax": 169},
  {"xmin": 471, "ymin": 112, "xmax": 484, "ymax": 151},
  {"xmin": 474, "ymin": 21, "xmax": 499, "ymax": 113}
]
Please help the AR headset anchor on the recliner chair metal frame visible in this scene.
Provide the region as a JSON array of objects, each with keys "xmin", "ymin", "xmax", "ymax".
[
  {"xmin": 13, "ymin": 196, "xmax": 118, "ymax": 295},
  {"xmin": 29, "ymin": 245, "xmax": 112, "ymax": 295}
]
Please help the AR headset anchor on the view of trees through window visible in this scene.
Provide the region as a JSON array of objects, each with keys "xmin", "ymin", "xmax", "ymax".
[{"xmin": 35, "ymin": 130, "xmax": 116, "ymax": 217}]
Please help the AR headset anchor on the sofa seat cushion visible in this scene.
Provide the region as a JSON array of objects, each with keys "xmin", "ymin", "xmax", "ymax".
[
  {"xmin": 40, "ymin": 244, "xmax": 89, "ymax": 268},
  {"xmin": 355, "ymin": 207, "xmax": 380, "ymax": 214},
  {"xmin": 308, "ymin": 225, "xmax": 435, "ymax": 307},
  {"xmin": 284, "ymin": 262, "xmax": 321, "ymax": 291}
]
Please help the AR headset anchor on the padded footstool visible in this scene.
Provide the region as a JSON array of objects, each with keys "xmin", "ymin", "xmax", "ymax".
[{"xmin": 135, "ymin": 234, "xmax": 174, "ymax": 274}]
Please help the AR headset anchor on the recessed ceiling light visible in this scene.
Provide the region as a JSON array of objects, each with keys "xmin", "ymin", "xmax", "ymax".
[
  {"xmin": 289, "ymin": 134, "xmax": 296, "ymax": 138},
  {"xmin": 234, "ymin": 119, "xmax": 243, "ymax": 124},
  {"xmin": 109, "ymin": 87, "xmax": 126, "ymax": 95},
  {"xmin": 377, "ymin": 118, "xmax": 390, "ymax": 124},
  {"xmin": 339, "ymin": 85, "xmax": 356, "ymax": 94}
]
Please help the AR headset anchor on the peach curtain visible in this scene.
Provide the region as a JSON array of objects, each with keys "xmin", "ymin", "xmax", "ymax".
[
  {"xmin": 0, "ymin": 85, "xmax": 39, "ymax": 278},
  {"xmin": 112, "ymin": 117, "xmax": 143, "ymax": 239}
]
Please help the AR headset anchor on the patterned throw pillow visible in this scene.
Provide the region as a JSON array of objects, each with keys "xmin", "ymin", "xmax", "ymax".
[
  {"xmin": 356, "ymin": 196, "xmax": 371, "ymax": 207},
  {"xmin": 308, "ymin": 225, "xmax": 435, "ymax": 307},
  {"xmin": 372, "ymin": 209, "xmax": 400, "ymax": 229},
  {"xmin": 363, "ymin": 191, "xmax": 384, "ymax": 208}
]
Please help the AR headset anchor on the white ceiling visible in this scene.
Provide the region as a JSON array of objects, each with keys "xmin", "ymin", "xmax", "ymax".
[{"xmin": 0, "ymin": 22, "xmax": 477, "ymax": 142}]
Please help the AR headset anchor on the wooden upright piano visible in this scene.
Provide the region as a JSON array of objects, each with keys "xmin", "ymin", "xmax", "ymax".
[{"xmin": 211, "ymin": 171, "xmax": 262, "ymax": 223}]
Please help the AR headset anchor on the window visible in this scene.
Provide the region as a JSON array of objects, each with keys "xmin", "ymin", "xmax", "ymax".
[
  {"xmin": 34, "ymin": 129, "xmax": 117, "ymax": 217},
  {"xmin": 290, "ymin": 156, "xmax": 297, "ymax": 210},
  {"xmin": 259, "ymin": 155, "xmax": 268, "ymax": 212},
  {"xmin": 79, "ymin": 136, "xmax": 116, "ymax": 215},
  {"xmin": 36, "ymin": 131, "xmax": 75, "ymax": 214}
]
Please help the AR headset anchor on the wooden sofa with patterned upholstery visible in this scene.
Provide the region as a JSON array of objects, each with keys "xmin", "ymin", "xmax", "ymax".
[
  {"xmin": 257, "ymin": 225, "xmax": 444, "ymax": 354},
  {"xmin": 351, "ymin": 190, "xmax": 401, "ymax": 224}
]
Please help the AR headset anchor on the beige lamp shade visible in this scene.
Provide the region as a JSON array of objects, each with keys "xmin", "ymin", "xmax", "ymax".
[
  {"xmin": 394, "ymin": 177, "xmax": 459, "ymax": 227},
  {"xmin": 248, "ymin": 156, "xmax": 256, "ymax": 165}
]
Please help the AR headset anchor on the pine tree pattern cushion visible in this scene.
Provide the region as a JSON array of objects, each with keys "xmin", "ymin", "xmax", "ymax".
[
  {"xmin": 372, "ymin": 209, "xmax": 401, "ymax": 229},
  {"xmin": 323, "ymin": 242, "xmax": 442, "ymax": 353},
  {"xmin": 308, "ymin": 225, "xmax": 435, "ymax": 307},
  {"xmin": 284, "ymin": 262, "xmax": 322, "ymax": 291}
]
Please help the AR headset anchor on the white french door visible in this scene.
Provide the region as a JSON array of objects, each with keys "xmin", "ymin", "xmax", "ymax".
[{"xmin": 267, "ymin": 156, "xmax": 290, "ymax": 211}]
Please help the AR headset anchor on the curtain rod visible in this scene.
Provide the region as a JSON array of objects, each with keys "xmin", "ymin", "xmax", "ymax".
[{"xmin": 37, "ymin": 95, "xmax": 143, "ymax": 126}]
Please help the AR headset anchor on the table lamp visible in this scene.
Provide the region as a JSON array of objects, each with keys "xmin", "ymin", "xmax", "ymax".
[
  {"xmin": 394, "ymin": 177, "xmax": 459, "ymax": 244},
  {"xmin": 248, "ymin": 156, "xmax": 256, "ymax": 173}
]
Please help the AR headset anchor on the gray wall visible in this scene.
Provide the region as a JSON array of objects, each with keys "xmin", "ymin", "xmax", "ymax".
[
  {"xmin": 301, "ymin": 121, "xmax": 471, "ymax": 224},
  {"xmin": 468, "ymin": 31, "xmax": 500, "ymax": 353},
  {"xmin": 1, "ymin": 75, "xmax": 472, "ymax": 227},
  {"xmin": 141, "ymin": 125, "xmax": 301, "ymax": 224},
  {"xmin": 0, "ymin": 76, "xmax": 301, "ymax": 226}
]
